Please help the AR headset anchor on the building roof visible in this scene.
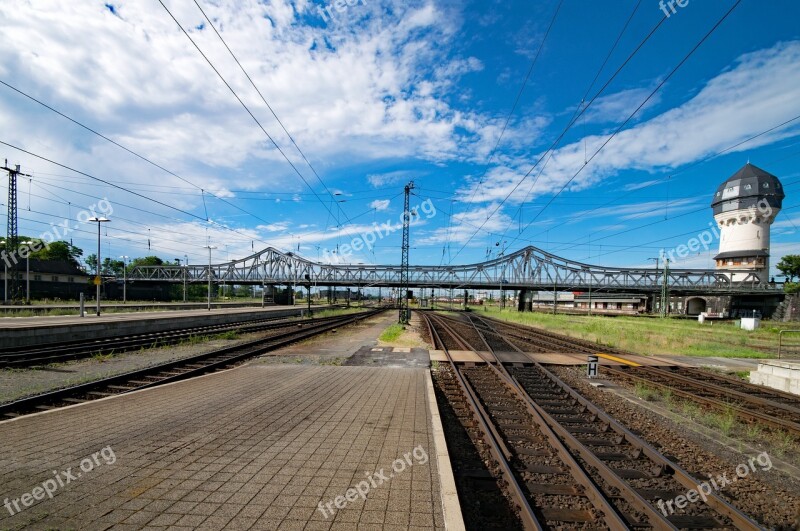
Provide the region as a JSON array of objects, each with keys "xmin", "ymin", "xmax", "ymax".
[
  {"xmin": 713, "ymin": 250, "xmax": 769, "ymax": 260},
  {"xmin": 27, "ymin": 259, "xmax": 88, "ymax": 276},
  {"xmin": 711, "ymin": 163, "xmax": 784, "ymax": 215}
]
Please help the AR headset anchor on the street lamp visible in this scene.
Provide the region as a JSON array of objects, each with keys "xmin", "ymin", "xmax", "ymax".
[
  {"xmin": 204, "ymin": 245, "xmax": 217, "ymax": 311},
  {"xmin": 120, "ymin": 255, "xmax": 129, "ymax": 304},
  {"xmin": 88, "ymin": 217, "xmax": 110, "ymax": 316},
  {"xmin": 22, "ymin": 240, "xmax": 33, "ymax": 304}
]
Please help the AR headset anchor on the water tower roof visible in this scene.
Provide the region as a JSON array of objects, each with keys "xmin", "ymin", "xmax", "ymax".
[{"xmin": 711, "ymin": 163, "xmax": 784, "ymax": 213}]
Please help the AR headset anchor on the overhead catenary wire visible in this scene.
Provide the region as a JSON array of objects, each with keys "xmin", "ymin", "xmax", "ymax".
[
  {"xmin": 486, "ymin": 0, "xmax": 742, "ymax": 258},
  {"xmin": 189, "ymin": 0, "xmax": 351, "ymax": 226},
  {"xmin": 156, "ymin": 0, "xmax": 348, "ymax": 226},
  {"xmin": 0, "ymin": 78, "xmax": 276, "ymax": 228},
  {"xmin": 447, "ymin": 4, "xmax": 674, "ymax": 263}
]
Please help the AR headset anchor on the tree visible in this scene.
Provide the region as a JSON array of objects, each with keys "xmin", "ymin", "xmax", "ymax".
[
  {"xmin": 102, "ymin": 258, "xmax": 125, "ymax": 276},
  {"xmin": 15, "ymin": 236, "xmax": 83, "ymax": 267},
  {"xmin": 776, "ymin": 255, "xmax": 800, "ymax": 283},
  {"xmin": 130, "ymin": 256, "xmax": 164, "ymax": 267},
  {"xmin": 85, "ymin": 253, "xmax": 98, "ymax": 272}
]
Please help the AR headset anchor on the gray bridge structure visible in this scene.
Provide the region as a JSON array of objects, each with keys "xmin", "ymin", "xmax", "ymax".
[{"xmin": 128, "ymin": 245, "xmax": 780, "ymax": 295}]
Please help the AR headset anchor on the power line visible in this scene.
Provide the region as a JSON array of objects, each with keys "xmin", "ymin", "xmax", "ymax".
[
  {"xmin": 448, "ymin": 4, "xmax": 672, "ymax": 263},
  {"xmin": 524, "ymin": 1, "xmax": 742, "ymax": 227},
  {"xmin": 0, "ymin": 79, "xmax": 277, "ymax": 228},
  {"xmin": 551, "ymin": 141, "xmax": 800, "ymax": 254},
  {"xmin": 156, "ymin": 0, "xmax": 347, "ymax": 225},
  {"xmin": 494, "ymin": 0, "xmax": 643, "ymax": 248},
  {"xmin": 461, "ymin": 0, "xmax": 563, "ymax": 207},
  {"xmin": 190, "ymin": 0, "xmax": 350, "ymax": 225},
  {"xmin": 487, "ymin": 0, "xmax": 742, "ymax": 258}
]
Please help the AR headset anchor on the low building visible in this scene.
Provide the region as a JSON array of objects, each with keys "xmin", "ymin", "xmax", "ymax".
[{"xmin": 1, "ymin": 259, "xmax": 90, "ymax": 301}]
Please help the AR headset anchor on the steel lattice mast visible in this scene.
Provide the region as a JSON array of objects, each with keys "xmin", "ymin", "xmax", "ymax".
[
  {"xmin": 399, "ymin": 180, "xmax": 414, "ymax": 323},
  {"xmin": 1, "ymin": 159, "xmax": 24, "ymax": 302}
]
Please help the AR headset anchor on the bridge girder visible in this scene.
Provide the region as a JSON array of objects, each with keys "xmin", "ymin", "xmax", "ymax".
[{"xmin": 127, "ymin": 246, "xmax": 778, "ymax": 295}]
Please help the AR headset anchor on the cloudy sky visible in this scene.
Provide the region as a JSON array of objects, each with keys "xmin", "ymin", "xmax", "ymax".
[{"xmin": 1, "ymin": 0, "xmax": 798, "ymax": 275}]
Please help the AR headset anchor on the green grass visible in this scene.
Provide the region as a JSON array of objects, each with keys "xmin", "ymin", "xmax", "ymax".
[
  {"xmin": 379, "ymin": 323, "xmax": 405, "ymax": 342},
  {"xmin": 214, "ymin": 330, "xmax": 240, "ymax": 340},
  {"xmin": 471, "ymin": 306, "xmax": 789, "ymax": 358},
  {"xmin": 634, "ymin": 382, "xmax": 659, "ymax": 401},
  {"xmin": 91, "ymin": 352, "xmax": 114, "ymax": 363}
]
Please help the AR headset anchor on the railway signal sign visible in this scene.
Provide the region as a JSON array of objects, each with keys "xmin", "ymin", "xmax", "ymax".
[{"xmin": 587, "ymin": 355, "xmax": 599, "ymax": 378}]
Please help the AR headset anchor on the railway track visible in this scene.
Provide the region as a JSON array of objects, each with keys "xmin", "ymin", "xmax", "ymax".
[
  {"xmin": 467, "ymin": 313, "xmax": 800, "ymax": 438},
  {"xmin": 424, "ymin": 311, "xmax": 763, "ymax": 530},
  {"xmin": 605, "ymin": 365, "xmax": 800, "ymax": 437},
  {"xmin": 0, "ymin": 310, "xmax": 381, "ymax": 420},
  {"xmin": 0, "ymin": 309, "xmax": 349, "ymax": 368}
]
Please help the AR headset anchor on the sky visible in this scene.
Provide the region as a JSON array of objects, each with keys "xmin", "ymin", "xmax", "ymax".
[{"xmin": 0, "ymin": 0, "xmax": 799, "ymax": 276}]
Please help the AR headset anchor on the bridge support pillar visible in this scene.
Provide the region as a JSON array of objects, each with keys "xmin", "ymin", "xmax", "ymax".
[
  {"xmin": 464, "ymin": 289, "xmax": 468, "ymax": 309},
  {"xmin": 518, "ymin": 288, "xmax": 528, "ymax": 312}
]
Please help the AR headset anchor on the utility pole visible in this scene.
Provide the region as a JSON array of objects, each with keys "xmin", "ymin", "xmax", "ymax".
[
  {"xmin": 399, "ymin": 181, "xmax": 414, "ymax": 324},
  {"xmin": 2, "ymin": 160, "xmax": 30, "ymax": 301}
]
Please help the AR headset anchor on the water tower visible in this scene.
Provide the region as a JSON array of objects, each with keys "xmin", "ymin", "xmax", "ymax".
[{"xmin": 711, "ymin": 163, "xmax": 784, "ymax": 283}]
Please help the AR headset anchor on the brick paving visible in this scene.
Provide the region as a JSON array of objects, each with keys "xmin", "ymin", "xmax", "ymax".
[{"xmin": 0, "ymin": 365, "xmax": 444, "ymax": 530}]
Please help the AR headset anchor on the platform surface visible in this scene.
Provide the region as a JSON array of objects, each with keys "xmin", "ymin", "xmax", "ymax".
[
  {"xmin": 0, "ymin": 305, "xmax": 300, "ymax": 330},
  {"xmin": 0, "ymin": 364, "xmax": 444, "ymax": 530}
]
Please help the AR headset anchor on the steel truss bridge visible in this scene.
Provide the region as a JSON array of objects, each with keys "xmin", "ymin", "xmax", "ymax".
[{"xmin": 128, "ymin": 246, "xmax": 780, "ymax": 295}]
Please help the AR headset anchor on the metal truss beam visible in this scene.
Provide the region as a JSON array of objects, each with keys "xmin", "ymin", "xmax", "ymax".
[{"xmin": 128, "ymin": 246, "xmax": 779, "ymax": 295}]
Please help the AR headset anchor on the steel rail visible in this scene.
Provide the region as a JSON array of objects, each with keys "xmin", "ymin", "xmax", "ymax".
[
  {"xmin": 604, "ymin": 366, "xmax": 800, "ymax": 437},
  {"xmin": 0, "ymin": 310, "xmax": 380, "ymax": 419},
  {"xmin": 426, "ymin": 313, "xmax": 631, "ymax": 529},
  {"xmin": 0, "ymin": 313, "xmax": 352, "ymax": 368},
  {"xmin": 473, "ymin": 314, "xmax": 800, "ymax": 437},
  {"xmin": 664, "ymin": 366, "xmax": 800, "ymax": 407},
  {"xmin": 631, "ymin": 366, "xmax": 800, "ymax": 417},
  {"xmin": 423, "ymin": 313, "xmax": 542, "ymax": 530},
  {"xmin": 466, "ymin": 313, "xmax": 765, "ymax": 530}
]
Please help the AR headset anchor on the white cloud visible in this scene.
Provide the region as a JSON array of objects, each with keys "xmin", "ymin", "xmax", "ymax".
[
  {"xmin": 369, "ymin": 199, "xmax": 391, "ymax": 211},
  {"xmin": 456, "ymin": 41, "xmax": 800, "ymax": 205},
  {"xmin": 417, "ymin": 203, "xmax": 512, "ymax": 245},
  {"xmin": 583, "ymin": 87, "xmax": 663, "ymax": 124}
]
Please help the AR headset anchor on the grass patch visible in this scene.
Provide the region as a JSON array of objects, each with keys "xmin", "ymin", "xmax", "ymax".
[
  {"xmin": 634, "ymin": 382, "xmax": 659, "ymax": 401},
  {"xmin": 379, "ymin": 323, "xmax": 405, "ymax": 342},
  {"xmin": 472, "ymin": 306, "xmax": 785, "ymax": 358},
  {"xmin": 91, "ymin": 352, "xmax": 114, "ymax": 363},
  {"xmin": 214, "ymin": 330, "xmax": 240, "ymax": 340}
]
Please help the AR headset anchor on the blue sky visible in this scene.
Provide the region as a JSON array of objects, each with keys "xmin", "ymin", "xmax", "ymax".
[{"xmin": 0, "ymin": 0, "xmax": 798, "ymax": 274}]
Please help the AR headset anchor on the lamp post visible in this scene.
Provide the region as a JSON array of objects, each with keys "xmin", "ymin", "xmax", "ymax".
[
  {"xmin": 22, "ymin": 240, "xmax": 33, "ymax": 304},
  {"xmin": 120, "ymin": 255, "xmax": 129, "ymax": 303},
  {"xmin": 184, "ymin": 254, "xmax": 188, "ymax": 303},
  {"xmin": 88, "ymin": 217, "xmax": 110, "ymax": 316},
  {"xmin": 204, "ymin": 245, "xmax": 217, "ymax": 311}
]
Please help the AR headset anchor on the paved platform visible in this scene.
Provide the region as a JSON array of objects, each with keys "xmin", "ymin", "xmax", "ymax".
[
  {"xmin": 0, "ymin": 365, "xmax": 446, "ymax": 530},
  {"xmin": 346, "ymin": 347, "xmax": 430, "ymax": 368},
  {"xmin": 0, "ymin": 305, "xmax": 302, "ymax": 329},
  {"xmin": 0, "ymin": 306, "xmax": 313, "ymax": 349}
]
